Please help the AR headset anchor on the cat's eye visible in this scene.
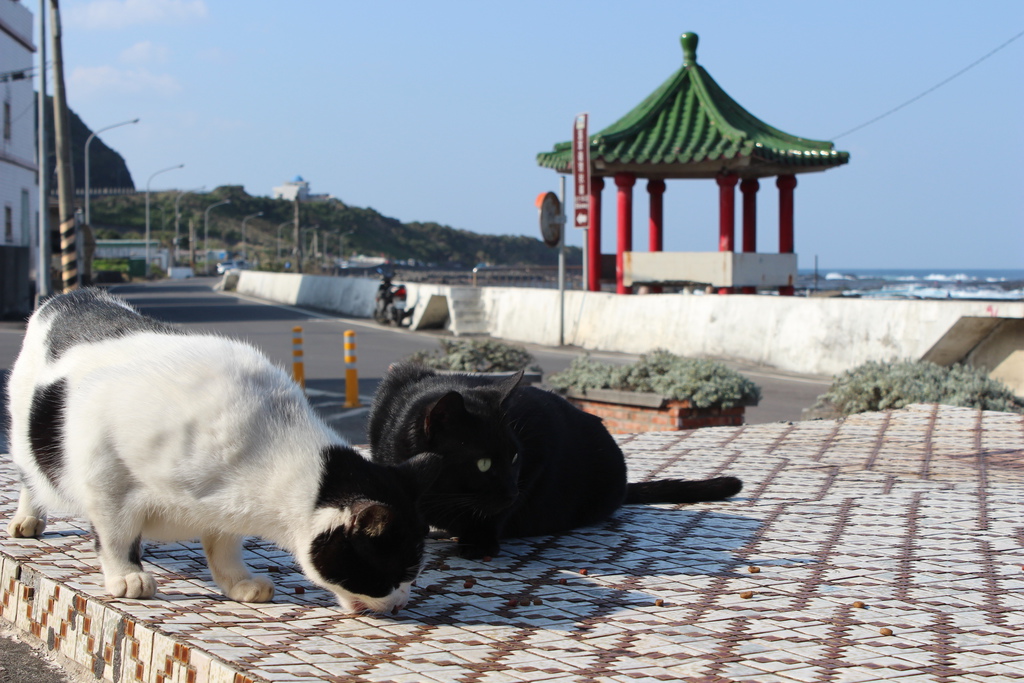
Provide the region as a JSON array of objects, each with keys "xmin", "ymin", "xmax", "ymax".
[{"xmin": 476, "ymin": 458, "xmax": 492, "ymax": 473}]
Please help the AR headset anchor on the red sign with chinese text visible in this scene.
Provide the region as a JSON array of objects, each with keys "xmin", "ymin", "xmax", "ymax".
[{"xmin": 572, "ymin": 113, "xmax": 590, "ymax": 229}]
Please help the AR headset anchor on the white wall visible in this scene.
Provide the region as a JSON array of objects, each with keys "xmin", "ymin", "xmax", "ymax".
[
  {"xmin": 0, "ymin": 0, "xmax": 38, "ymax": 248},
  {"xmin": 234, "ymin": 271, "xmax": 1024, "ymax": 378}
]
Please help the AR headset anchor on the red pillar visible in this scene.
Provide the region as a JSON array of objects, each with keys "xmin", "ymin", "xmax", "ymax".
[
  {"xmin": 777, "ymin": 174, "xmax": 797, "ymax": 296},
  {"xmin": 587, "ymin": 176, "xmax": 604, "ymax": 292},
  {"xmin": 716, "ymin": 173, "xmax": 738, "ymax": 294},
  {"xmin": 647, "ymin": 179, "xmax": 665, "ymax": 294},
  {"xmin": 615, "ymin": 173, "xmax": 635, "ymax": 295},
  {"xmin": 740, "ymin": 178, "xmax": 759, "ymax": 293}
]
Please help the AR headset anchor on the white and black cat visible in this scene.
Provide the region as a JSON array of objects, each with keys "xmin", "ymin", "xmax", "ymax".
[
  {"xmin": 6, "ymin": 289, "xmax": 435, "ymax": 614},
  {"xmin": 367, "ymin": 362, "xmax": 743, "ymax": 559}
]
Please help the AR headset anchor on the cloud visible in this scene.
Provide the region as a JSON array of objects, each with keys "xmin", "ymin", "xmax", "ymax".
[
  {"xmin": 69, "ymin": 65, "xmax": 183, "ymax": 98},
  {"xmin": 67, "ymin": 0, "xmax": 208, "ymax": 30},
  {"xmin": 119, "ymin": 41, "xmax": 171, "ymax": 64}
]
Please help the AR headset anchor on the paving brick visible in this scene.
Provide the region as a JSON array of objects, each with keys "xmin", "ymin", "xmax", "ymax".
[{"xmin": 1, "ymin": 403, "xmax": 1022, "ymax": 682}]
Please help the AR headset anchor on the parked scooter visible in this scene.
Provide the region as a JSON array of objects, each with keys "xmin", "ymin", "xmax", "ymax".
[{"xmin": 373, "ymin": 268, "xmax": 414, "ymax": 326}]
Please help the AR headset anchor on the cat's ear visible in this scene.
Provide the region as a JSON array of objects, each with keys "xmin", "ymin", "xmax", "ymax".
[
  {"xmin": 347, "ymin": 500, "xmax": 395, "ymax": 538},
  {"xmin": 424, "ymin": 391, "xmax": 466, "ymax": 439},
  {"xmin": 495, "ymin": 370, "xmax": 525, "ymax": 404}
]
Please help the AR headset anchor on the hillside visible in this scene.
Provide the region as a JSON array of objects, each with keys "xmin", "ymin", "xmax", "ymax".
[
  {"xmin": 88, "ymin": 185, "xmax": 582, "ymax": 269},
  {"xmin": 37, "ymin": 94, "xmax": 136, "ymax": 190}
]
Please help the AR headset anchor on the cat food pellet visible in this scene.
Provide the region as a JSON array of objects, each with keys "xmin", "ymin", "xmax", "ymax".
[
  {"xmin": 879, "ymin": 627, "xmax": 893, "ymax": 636},
  {"xmin": 740, "ymin": 591, "xmax": 754, "ymax": 599},
  {"xmin": 579, "ymin": 568, "xmax": 589, "ymax": 576},
  {"xmin": 463, "ymin": 579, "xmax": 476, "ymax": 589},
  {"xmin": 853, "ymin": 601, "xmax": 866, "ymax": 608},
  {"xmin": 558, "ymin": 578, "xmax": 568, "ymax": 585},
  {"xmin": 654, "ymin": 599, "xmax": 664, "ymax": 607},
  {"xmin": 506, "ymin": 598, "xmax": 518, "ymax": 607},
  {"xmin": 748, "ymin": 566, "xmax": 760, "ymax": 573},
  {"xmin": 533, "ymin": 598, "xmax": 543, "ymax": 606},
  {"xmin": 294, "ymin": 586, "xmax": 304, "ymax": 595}
]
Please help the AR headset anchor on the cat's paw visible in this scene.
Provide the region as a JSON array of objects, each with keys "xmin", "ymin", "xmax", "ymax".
[
  {"xmin": 8, "ymin": 515, "xmax": 46, "ymax": 538},
  {"xmin": 106, "ymin": 572, "xmax": 157, "ymax": 599},
  {"xmin": 455, "ymin": 541, "xmax": 501, "ymax": 560},
  {"xmin": 225, "ymin": 576, "xmax": 275, "ymax": 603}
]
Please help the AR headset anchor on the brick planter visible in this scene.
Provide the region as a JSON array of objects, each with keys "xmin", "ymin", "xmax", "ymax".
[{"xmin": 563, "ymin": 388, "xmax": 747, "ymax": 433}]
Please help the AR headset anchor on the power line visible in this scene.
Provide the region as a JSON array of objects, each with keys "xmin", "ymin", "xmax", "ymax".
[{"xmin": 832, "ymin": 29, "xmax": 1024, "ymax": 140}]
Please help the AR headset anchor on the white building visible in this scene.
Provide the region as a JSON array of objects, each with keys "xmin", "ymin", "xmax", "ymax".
[
  {"xmin": 0, "ymin": 0, "xmax": 37, "ymax": 248},
  {"xmin": 271, "ymin": 175, "xmax": 335, "ymax": 202}
]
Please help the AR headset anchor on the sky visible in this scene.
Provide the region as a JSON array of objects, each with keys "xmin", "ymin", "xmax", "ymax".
[{"xmin": 33, "ymin": 0, "xmax": 1024, "ymax": 271}]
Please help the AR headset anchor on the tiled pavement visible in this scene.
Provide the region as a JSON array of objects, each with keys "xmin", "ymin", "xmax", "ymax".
[{"xmin": 1, "ymin": 403, "xmax": 1022, "ymax": 682}]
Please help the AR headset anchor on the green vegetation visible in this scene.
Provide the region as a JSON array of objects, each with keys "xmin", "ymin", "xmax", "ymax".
[
  {"xmin": 813, "ymin": 360, "xmax": 1024, "ymax": 416},
  {"xmin": 92, "ymin": 258, "xmax": 129, "ymax": 273},
  {"xmin": 88, "ymin": 185, "xmax": 581, "ymax": 271},
  {"xmin": 407, "ymin": 339, "xmax": 541, "ymax": 373},
  {"xmin": 548, "ymin": 350, "xmax": 761, "ymax": 408},
  {"xmin": 65, "ymin": 103, "xmax": 574, "ymax": 270}
]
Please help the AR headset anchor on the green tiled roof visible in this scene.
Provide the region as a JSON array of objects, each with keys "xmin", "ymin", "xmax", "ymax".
[{"xmin": 537, "ymin": 33, "xmax": 849, "ymax": 179}]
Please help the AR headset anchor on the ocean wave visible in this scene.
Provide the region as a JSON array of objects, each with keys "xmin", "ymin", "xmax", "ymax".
[{"xmin": 843, "ymin": 285, "xmax": 1023, "ymax": 300}]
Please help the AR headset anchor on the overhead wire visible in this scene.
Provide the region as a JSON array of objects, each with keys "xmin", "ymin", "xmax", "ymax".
[{"xmin": 831, "ymin": 29, "xmax": 1024, "ymax": 140}]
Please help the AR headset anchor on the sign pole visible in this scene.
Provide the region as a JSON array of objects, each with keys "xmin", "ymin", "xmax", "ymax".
[{"xmin": 558, "ymin": 175, "xmax": 566, "ymax": 346}]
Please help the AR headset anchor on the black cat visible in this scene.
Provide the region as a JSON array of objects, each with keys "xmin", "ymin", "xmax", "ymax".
[{"xmin": 367, "ymin": 362, "xmax": 743, "ymax": 558}]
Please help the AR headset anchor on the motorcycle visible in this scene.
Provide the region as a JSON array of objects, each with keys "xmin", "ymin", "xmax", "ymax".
[{"xmin": 373, "ymin": 268, "xmax": 414, "ymax": 326}]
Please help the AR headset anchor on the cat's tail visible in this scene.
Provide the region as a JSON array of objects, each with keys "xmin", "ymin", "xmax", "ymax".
[{"xmin": 624, "ymin": 476, "xmax": 742, "ymax": 505}]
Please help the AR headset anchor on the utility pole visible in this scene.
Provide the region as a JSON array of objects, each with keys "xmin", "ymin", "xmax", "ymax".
[
  {"xmin": 49, "ymin": 0, "xmax": 76, "ymax": 292},
  {"xmin": 189, "ymin": 218, "xmax": 196, "ymax": 270},
  {"xmin": 35, "ymin": 0, "xmax": 51, "ymax": 304},
  {"xmin": 292, "ymin": 196, "xmax": 302, "ymax": 273}
]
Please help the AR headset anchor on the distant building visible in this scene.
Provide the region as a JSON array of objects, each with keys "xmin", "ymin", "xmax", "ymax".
[
  {"xmin": 0, "ymin": 0, "xmax": 36, "ymax": 315},
  {"xmin": 94, "ymin": 239, "xmax": 170, "ymax": 273},
  {"xmin": 271, "ymin": 175, "xmax": 335, "ymax": 203},
  {"xmin": 0, "ymin": 0, "xmax": 37, "ymax": 248}
]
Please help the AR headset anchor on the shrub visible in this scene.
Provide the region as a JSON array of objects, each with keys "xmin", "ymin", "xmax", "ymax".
[
  {"xmin": 813, "ymin": 360, "xmax": 1024, "ymax": 416},
  {"xmin": 547, "ymin": 349, "xmax": 761, "ymax": 408},
  {"xmin": 407, "ymin": 339, "xmax": 540, "ymax": 373}
]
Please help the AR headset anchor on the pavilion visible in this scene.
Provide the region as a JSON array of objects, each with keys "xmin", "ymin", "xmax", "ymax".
[{"xmin": 537, "ymin": 32, "xmax": 849, "ymax": 294}]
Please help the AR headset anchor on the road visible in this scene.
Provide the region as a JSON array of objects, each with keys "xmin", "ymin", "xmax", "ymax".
[
  {"xmin": 1, "ymin": 278, "xmax": 832, "ymax": 447},
  {"xmin": 0, "ymin": 278, "xmax": 832, "ymax": 681}
]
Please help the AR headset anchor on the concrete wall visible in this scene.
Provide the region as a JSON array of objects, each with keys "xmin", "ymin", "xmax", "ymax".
[
  {"xmin": 234, "ymin": 271, "xmax": 1024, "ymax": 379},
  {"xmin": 237, "ymin": 271, "xmax": 378, "ymax": 317}
]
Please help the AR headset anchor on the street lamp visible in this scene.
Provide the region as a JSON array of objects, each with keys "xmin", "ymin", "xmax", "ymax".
[
  {"xmin": 301, "ymin": 225, "xmax": 319, "ymax": 271},
  {"xmin": 173, "ymin": 186, "xmax": 204, "ymax": 269},
  {"xmin": 240, "ymin": 212, "xmax": 263, "ymax": 261},
  {"xmin": 338, "ymin": 229, "xmax": 355, "ymax": 265},
  {"xmin": 203, "ymin": 199, "xmax": 231, "ymax": 274},
  {"xmin": 277, "ymin": 220, "xmax": 294, "ymax": 261},
  {"xmin": 145, "ymin": 163, "xmax": 184, "ymax": 273},
  {"xmin": 84, "ymin": 117, "xmax": 139, "ymax": 226}
]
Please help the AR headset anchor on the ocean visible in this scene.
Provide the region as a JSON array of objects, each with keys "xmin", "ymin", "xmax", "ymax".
[{"xmin": 797, "ymin": 268, "xmax": 1024, "ymax": 300}]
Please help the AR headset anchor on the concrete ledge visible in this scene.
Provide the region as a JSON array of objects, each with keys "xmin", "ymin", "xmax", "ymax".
[
  {"xmin": 230, "ymin": 271, "xmax": 1024, "ymax": 381},
  {"xmin": 564, "ymin": 387, "xmax": 669, "ymax": 408}
]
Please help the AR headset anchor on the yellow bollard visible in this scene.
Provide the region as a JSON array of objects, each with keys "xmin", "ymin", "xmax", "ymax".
[
  {"xmin": 344, "ymin": 330, "xmax": 361, "ymax": 408},
  {"xmin": 292, "ymin": 326, "xmax": 305, "ymax": 391}
]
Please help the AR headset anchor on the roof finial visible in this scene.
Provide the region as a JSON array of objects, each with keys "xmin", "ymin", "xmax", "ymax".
[{"xmin": 681, "ymin": 32, "xmax": 698, "ymax": 65}]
